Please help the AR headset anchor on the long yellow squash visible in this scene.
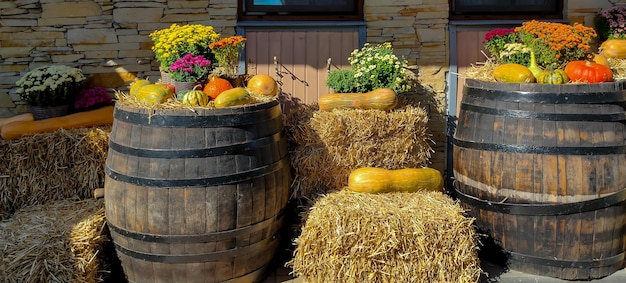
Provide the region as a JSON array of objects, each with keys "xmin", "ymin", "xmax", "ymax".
[
  {"xmin": 347, "ymin": 167, "xmax": 443, "ymax": 194},
  {"xmin": 1, "ymin": 106, "xmax": 114, "ymax": 140},
  {"xmin": 0, "ymin": 113, "xmax": 34, "ymax": 129}
]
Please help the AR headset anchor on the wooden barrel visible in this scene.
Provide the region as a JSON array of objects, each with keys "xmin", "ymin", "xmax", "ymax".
[
  {"xmin": 453, "ymin": 79, "xmax": 626, "ymax": 280},
  {"xmin": 104, "ymin": 100, "xmax": 290, "ymax": 283}
]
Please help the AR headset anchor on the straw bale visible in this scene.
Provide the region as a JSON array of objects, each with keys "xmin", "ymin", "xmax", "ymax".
[
  {"xmin": 0, "ymin": 126, "xmax": 110, "ymax": 220},
  {"xmin": 0, "ymin": 198, "xmax": 117, "ymax": 283},
  {"xmin": 608, "ymin": 57, "xmax": 626, "ymax": 81},
  {"xmin": 289, "ymin": 190, "xmax": 482, "ymax": 283},
  {"xmin": 284, "ymin": 98, "xmax": 433, "ymax": 199}
]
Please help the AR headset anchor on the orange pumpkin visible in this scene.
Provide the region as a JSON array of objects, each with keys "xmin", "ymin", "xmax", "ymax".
[
  {"xmin": 203, "ymin": 75, "xmax": 233, "ymax": 99},
  {"xmin": 564, "ymin": 60, "xmax": 613, "ymax": 83}
]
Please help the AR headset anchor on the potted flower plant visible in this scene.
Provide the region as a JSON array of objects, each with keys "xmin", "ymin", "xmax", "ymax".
[
  {"xmin": 483, "ymin": 20, "xmax": 597, "ymax": 70},
  {"xmin": 168, "ymin": 53, "xmax": 213, "ymax": 93},
  {"xmin": 326, "ymin": 42, "xmax": 413, "ymax": 94},
  {"xmin": 595, "ymin": 5, "xmax": 626, "ymax": 41},
  {"xmin": 149, "ymin": 24, "xmax": 220, "ymax": 83},
  {"xmin": 15, "ymin": 65, "xmax": 86, "ymax": 120},
  {"xmin": 209, "ymin": 35, "xmax": 247, "ymax": 79}
]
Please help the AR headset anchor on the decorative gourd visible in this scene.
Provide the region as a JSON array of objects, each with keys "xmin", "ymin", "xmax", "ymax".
[
  {"xmin": 599, "ymin": 39, "xmax": 626, "ymax": 59},
  {"xmin": 247, "ymin": 74, "xmax": 279, "ymax": 96},
  {"xmin": 527, "ymin": 51, "xmax": 543, "ymax": 79},
  {"xmin": 592, "ymin": 53, "xmax": 610, "ymax": 67},
  {"xmin": 214, "ymin": 87, "xmax": 252, "ymax": 108},
  {"xmin": 537, "ymin": 67, "xmax": 569, "ymax": 85},
  {"xmin": 135, "ymin": 84, "xmax": 173, "ymax": 105},
  {"xmin": 181, "ymin": 89, "xmax": 209, "ymax": 107},
  {"xmin": 0, "ymin": 113, "xmax": 34, "ymax": 129},
  {"xmin": 564, "ymin": 60, "xmax": 613, "ymax": 83},
  {"xmin": 317, "ymin": 88, "xmax": 398, "ymax": 111},
  {"xmin": 129, "ymin": 79, "xmax": 151, "ymax": 97},
  {"xmin": 347, "ymin": 167, "xmax": 444, "ymax": 194},
  {"xmin": 203, "ymin": 75, "xmax": 233, "ymax": 99},
  {"xmin": 1, "ymin": 106, "xmax": 114, "ymax": 140},
  {"xmin": 493, "ymin": 63, "xmax": 536, "ymax": 83}
]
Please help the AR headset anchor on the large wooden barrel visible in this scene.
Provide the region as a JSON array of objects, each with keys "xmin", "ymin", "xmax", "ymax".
[
  {"xmin": 104, "ymin": 100, "xmax": 290, "ymax": 283},
  {"xmin": 453, "ymin": 79, "xmax": 626, "ymax": 280}
]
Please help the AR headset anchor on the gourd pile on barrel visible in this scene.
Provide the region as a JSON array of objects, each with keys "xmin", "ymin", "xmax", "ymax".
[
  {"xmin": 122, "ymin": 73, "xmax": 279, "ymax": 108},
  {"xmin": 470, "ymin": 19, "xmax": 626, "ymax": 84}
]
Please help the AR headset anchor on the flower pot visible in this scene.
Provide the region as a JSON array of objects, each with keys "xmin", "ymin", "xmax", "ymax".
[
  {"xmin": 28, "ymin": 104, "xmax": 71, "ymax": 120},
  {"xmin": 172, "ymin": 81, "xmax": 203, "ymax": 96},
  {"xmin": 160, "ymin": 69, "xmax": 176, "ymax": 85}
]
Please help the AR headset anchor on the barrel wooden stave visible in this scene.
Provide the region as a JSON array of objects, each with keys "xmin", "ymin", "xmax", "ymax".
[
  {"xmin": 454, "ymin": 79, "xmax": 626, "ymax": 280},
  {"xmin": 105, "ymin": 101, "xmax": 290, "ymax": 283}
]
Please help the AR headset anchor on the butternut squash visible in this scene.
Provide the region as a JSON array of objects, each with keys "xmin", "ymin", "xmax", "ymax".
[
  {"xmin": 0, "ymin": 113, "xmax": 34, "ymax": 129},
  {"xmin": 347, "ymin": 167, "xmax": 443, "ymax": 194},
  {"xmin": 1, "ymin": 106, "xmax": 114, "ymax": 140},
  {"xmin": 318, "ymin": 88, "xmax": 397, "ymax": 111}
]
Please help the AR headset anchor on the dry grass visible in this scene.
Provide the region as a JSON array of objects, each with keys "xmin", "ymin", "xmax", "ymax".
[
  {"xmin": 284, "ymin": 97, "xmax": 433, "ymax": 199},
  {"xmin": 0, "ymin": 126, "xmax": 110, "ymax": 220},
  {"xmin": 115, "ymin": 89, "xmax": 275, "ymax": 110},
  {"xmin": 0, "ymin": 199, "xmax": 114, "ymax": 283},
  {"xmin": 288, "ymin": 190, "xmax": 482, "ymax": 283}
]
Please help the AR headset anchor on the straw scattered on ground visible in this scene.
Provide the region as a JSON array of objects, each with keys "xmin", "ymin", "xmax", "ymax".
[
  {"xmin": 288, "ymin": 190, "xmax": 482, "ymax": 283},
  {"xmin": 0, "ymin": 199, "xmax": 115, "ymax": 283},
  {"xmin": 284, "ymin": 97, "xmax": 433, "ymax": 199},
  {"xmin": 0, "ymin": 126, "xmax": 110, "ymax": 220}
]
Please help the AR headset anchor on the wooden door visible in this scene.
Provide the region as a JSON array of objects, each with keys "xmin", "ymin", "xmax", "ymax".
[{"xmin": 244, "ymin": 30, "xmax": 359, "ymax": 114}]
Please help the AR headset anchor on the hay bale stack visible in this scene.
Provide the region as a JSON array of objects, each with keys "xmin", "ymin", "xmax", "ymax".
[
  {"xmin": 0, "ymin": 126, "xmax": 110, "ymax": 220},
  {"xmin": 289, "ymin": 190, "xmax": 481, "ymax": 283},
  {"xmin": 285, "ymin": 98, "xmax": 433, "ymax": 199},
  {"xmin": 0, "ymin": 198, "xmax": 120, "ymax": 283}
]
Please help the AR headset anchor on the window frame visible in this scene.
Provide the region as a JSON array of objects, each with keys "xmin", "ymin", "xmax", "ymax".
[
  {"xmin": 448, "ymin": 0, "xmax": 564, "ymax": 21},
  {"xmin": 238, "ymin": 0, "xmax": 364, "ymax": 21}
]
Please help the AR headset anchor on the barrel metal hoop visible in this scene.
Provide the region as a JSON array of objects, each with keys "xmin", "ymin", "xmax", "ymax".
[
  {"xmin": 462, "ymin": 84, "xmax": 626, "ymax": 104},
  {"xmin": 509, "ymin": 251, "xmax": 626, "ymax": 269},
  {"xmin": 113, "ymin": 101, "xmax": 281, "ymax": 128},
  {"xmin": 108, "ymin": 132, "xmax": 283, "ymax": 158},
  {"xmin": 108, "ymin": 210, "xmax": 284, "ymax": 244},
  {"xmin": 452, "ymin": 138, "xmax": 626, "ymax": 155},
  {"xmin": 113, "ymin": 233, "xmax": 280, "ymax": 263},
  {"xmin": 459, "ymin": 103, "xmax": 626, "ymax": 122},
  {"xmin": 454, "ymin": 185, "xmax": 626, "ymax": 216},
  {"xmin": 105, "ymin": 158, "xmax": 287, "ymax": 187}
]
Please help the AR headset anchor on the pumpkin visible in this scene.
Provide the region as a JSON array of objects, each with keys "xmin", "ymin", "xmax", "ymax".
[
  {"xmin": 203, "ymin": 75, "xmax": 233, "ymax": 99},
  {"xmin": 527, "ymin": 51, "xmax": 543, "ymax": 79},
  {"xmin": 537, "ymin": 68, "xmax": 569, "ymax": 85},
  {"xmin": 564, "ymin": 60, "xmax": 613, "ymax": 83},
  {"xmin": 129, "ymin": 79, "xmax": 151, "ymax": 97},
  {"xmin": 135, "ymin": 84, "xmax": 174, "ymax": 105},
  {"xmin": 214, "ymin": 87, "xmax": 253, "ymax": 108},
  {"xmin": 493, "ymin": 63, "xmax": 536, "ymax": 83},
  {"xmin": 347, "ymin": 167, "xmax": 444, "ymax": 194},
  {"xmin": 1, "ymin": 106, "xmax": 114, "ymax": 140},
  {"xmin": 599, "ymin": 39, "xmax": 626, "ymax": 59},
  {"xmin": 317, "ymin": 88, "xmax": 398, "ymax": 111},
  {"xmin": 0, "ymin": 113, "xmax": 34, "ymax": 129},
  {"xmin": 247, "ymin": 74, "xmax": 279, "ymax": 96},
  {"xmin": 181, "ymin": 89, "xmax": 209, "ymax": 107}
]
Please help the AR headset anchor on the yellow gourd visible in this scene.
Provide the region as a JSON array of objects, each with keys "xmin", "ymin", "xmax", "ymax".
[
  {"xmin": 347, "ymin": 167, "xmax": 443, "ymax": 194},
  {"xmin": 527, "ymin": 51, "xmax": 543, "ymax": 80},
  {"xmin": 214, "ymin": 87, "xmax": 252, "ymax": 108},
  {"xmin": 493, "ymin": 63, "xmax": 536, "ymax": 83},
  {"xmin": 1, "ymin": 106, "xmax": 114, "ymax": 140},
  {"xmin": 317, "ymin": 88, "xmax": 398, "ymax": 111}
]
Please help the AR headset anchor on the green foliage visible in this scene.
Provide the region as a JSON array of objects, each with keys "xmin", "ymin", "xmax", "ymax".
[{"xmin": 326, "ymin": 69, "xmax": 358, "ymax": 93}]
